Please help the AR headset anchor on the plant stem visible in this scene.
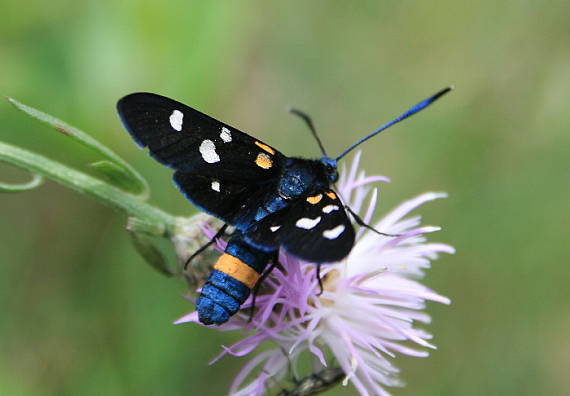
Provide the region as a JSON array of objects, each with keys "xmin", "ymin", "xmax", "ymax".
[{"xmin": 0, "ymin": 141, "xmax": 175, "ymax": 234}]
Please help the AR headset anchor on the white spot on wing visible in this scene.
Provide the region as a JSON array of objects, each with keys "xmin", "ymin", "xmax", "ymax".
[
  {"xmin": 199, "ymin": 139, "xmax": 220, "ymax": 163},
  {"xmin": 322, "ymin": 205, "xmax": 340, "ymax": 213},
  {"xmin": 211, "ymin": 181, "xmax": 220, "ymax": 192},
  {"xmin": 296, "ymin": 216, "xmax": 321, "ymax": 230},
  {"xmin": 220, "ymin": 127, "xmax": 232, "ymax": 143},
  {"xmin": 270, "ymin": 225, "xmax": 281, "ymax": 232},
  {"xmin": 169, "ymin": 110, "xmax": 184, "ymax": 131},
  {"xmin": 323, "ymin": 225, "xmax": 345, "ymax": 239}
]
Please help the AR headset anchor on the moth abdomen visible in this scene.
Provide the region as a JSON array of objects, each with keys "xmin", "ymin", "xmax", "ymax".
[
  {"xmin": 196, "ymin": 236, "xmax": 274, "ymax": 325},
  {"xmin": 197, "ymin": 268, "xmax": 250, "ymax": 325}
]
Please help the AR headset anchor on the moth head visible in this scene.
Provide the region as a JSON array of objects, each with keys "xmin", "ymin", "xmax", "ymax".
[{"xmin": 320, "ymin": 156, "xmax": 338, "ymax": 183}]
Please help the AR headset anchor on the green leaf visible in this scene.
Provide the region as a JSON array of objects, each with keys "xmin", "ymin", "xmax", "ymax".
[
  {"xmin": 127, "ymin": 225, "xmax": 174, "ymax": 277},
  {"xmin": 89, "ymin": 160, "xmax": 144, "ymax": 196},
  {"xmin": 6, "ymin": 97, "xmax": 149, "ymax": 198},
  {"xmin": 0, "ymin": 173, "xmax": 43, "ymax": 193}
]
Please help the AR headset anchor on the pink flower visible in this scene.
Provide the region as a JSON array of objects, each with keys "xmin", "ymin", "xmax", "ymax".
[{"xmin": 176, "ymin": 152, "xmax": 454, "ymax": 396}]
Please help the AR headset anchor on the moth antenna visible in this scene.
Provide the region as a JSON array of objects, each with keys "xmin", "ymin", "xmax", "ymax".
[
  {"xmin": 344, "ymin": 205, "xmax": 401, "ymax": 237},
  {"xmin": 315, "ymin": 263, "xmax": 324, "ymax": 296},
  {"xmin": 336, "ymin": 86, "xmax": 453, "ymax": 161},
  {"xmin": 289, "ymin": 107, "xmax": 328, "ymax": 157},
  {"xmin": 334, "ymin": 188, "xmax": 400, "ymax": 237}
]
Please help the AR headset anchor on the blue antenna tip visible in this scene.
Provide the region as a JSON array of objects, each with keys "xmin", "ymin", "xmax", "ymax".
[
  {"xmin": 335, "ymin": 86, "xmax": 453, "ymax": 161},
  {"xmin": 431, "ymin": 86, "xmax": 454, "ymax": 101}
]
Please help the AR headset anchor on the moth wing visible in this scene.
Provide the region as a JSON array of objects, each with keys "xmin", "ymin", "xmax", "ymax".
[
  {"xmin": 117, "ymin": 92, "xmax": 284, "ymax": 183},
  {"xmin": 245, "ymin": 191, "xmax": 355, "ymax": 262},
  {"xmin": 172, "ymin": 172, "xmax": 257, "ymax": 225},
  {"xmin": 242, "ymin": 207, "xmax": 291, "ymax": 251}
]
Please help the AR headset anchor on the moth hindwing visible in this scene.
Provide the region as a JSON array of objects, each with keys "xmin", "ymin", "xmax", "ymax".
[{"xmin": 245, "ymin": 189, "xmax": 355, "ymax": 263}]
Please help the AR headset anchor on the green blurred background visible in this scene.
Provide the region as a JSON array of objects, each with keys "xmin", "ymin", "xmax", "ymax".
[{"xmin": 1, "ymin": 1, "xmax": 569, "ymax": 395}]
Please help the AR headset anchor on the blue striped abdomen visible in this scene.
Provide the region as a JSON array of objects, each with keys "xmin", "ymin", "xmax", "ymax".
[{"xmin": 196, "ymin": 234, "xmax": 273, "ymax": 325}]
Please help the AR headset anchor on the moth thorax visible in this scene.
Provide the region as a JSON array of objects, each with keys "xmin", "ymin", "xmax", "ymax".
[{"xmin": 278, "ymin": 160, "xmax": 319, "ymax": 199}]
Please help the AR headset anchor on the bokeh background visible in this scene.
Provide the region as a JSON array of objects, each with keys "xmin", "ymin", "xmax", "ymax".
[{"xmin": 1, "ymin": 1, "xmax": 569, "ymax": 395}]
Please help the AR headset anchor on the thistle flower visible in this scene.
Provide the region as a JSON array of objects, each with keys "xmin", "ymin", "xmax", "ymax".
[{"xmin": 176, "ymin": 152, "xmax": 454, "ymax": 396}]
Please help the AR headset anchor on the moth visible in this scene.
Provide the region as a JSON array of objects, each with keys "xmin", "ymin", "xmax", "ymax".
[{"xmin": 117, "ymin": 87, "xmax": 450, "ymax": 325}]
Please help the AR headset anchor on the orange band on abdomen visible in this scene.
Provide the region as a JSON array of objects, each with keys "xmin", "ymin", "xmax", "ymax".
[{"xmin": 214, "ymin": 254, "xmax": 260, "ymax": 289}]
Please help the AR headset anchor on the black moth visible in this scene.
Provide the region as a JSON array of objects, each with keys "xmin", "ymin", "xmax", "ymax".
[{"xmin": 117, "ymin": 88, "xmax": 450, "ymax": 325}]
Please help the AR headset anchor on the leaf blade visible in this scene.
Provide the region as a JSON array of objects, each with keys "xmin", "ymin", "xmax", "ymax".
[{"xmin": 6, "ymin": 97, "xmax": 150, "ymax": 197}]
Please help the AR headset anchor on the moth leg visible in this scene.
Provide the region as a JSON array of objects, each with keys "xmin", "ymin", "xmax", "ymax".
[
  {"xmin": 316, "ymin": 263, "xmax": 324, "ymax": 296},
  {"xmin": 183, "ymin": 224, "xmax": 228, "ymax": 270},
  {"xmin": 248, "ymin": 251, "xmax": 280, "ymax": 323},
  {"xmin": 344, "ymin": 205, "xmax": 401, "ymax": 237}
]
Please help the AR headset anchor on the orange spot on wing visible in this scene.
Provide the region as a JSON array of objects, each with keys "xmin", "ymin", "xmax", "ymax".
[
  {"xmin": 255, "ymin": 141, "xmax": 276, "ymax": 155},
  {"xmin": 255, "ymin": 153, "xmax": 273, "ymax": 169},
  {"xmin": 214, "ymin": 254, "xmax": 260, "ymax": 289},
  {"xmin": 306, "ymin": 194, "xmax": 323, "ymax": 204},
  {"xmin": 325, "ymin": 191, "xmax": 337, "ymax": 199}
]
